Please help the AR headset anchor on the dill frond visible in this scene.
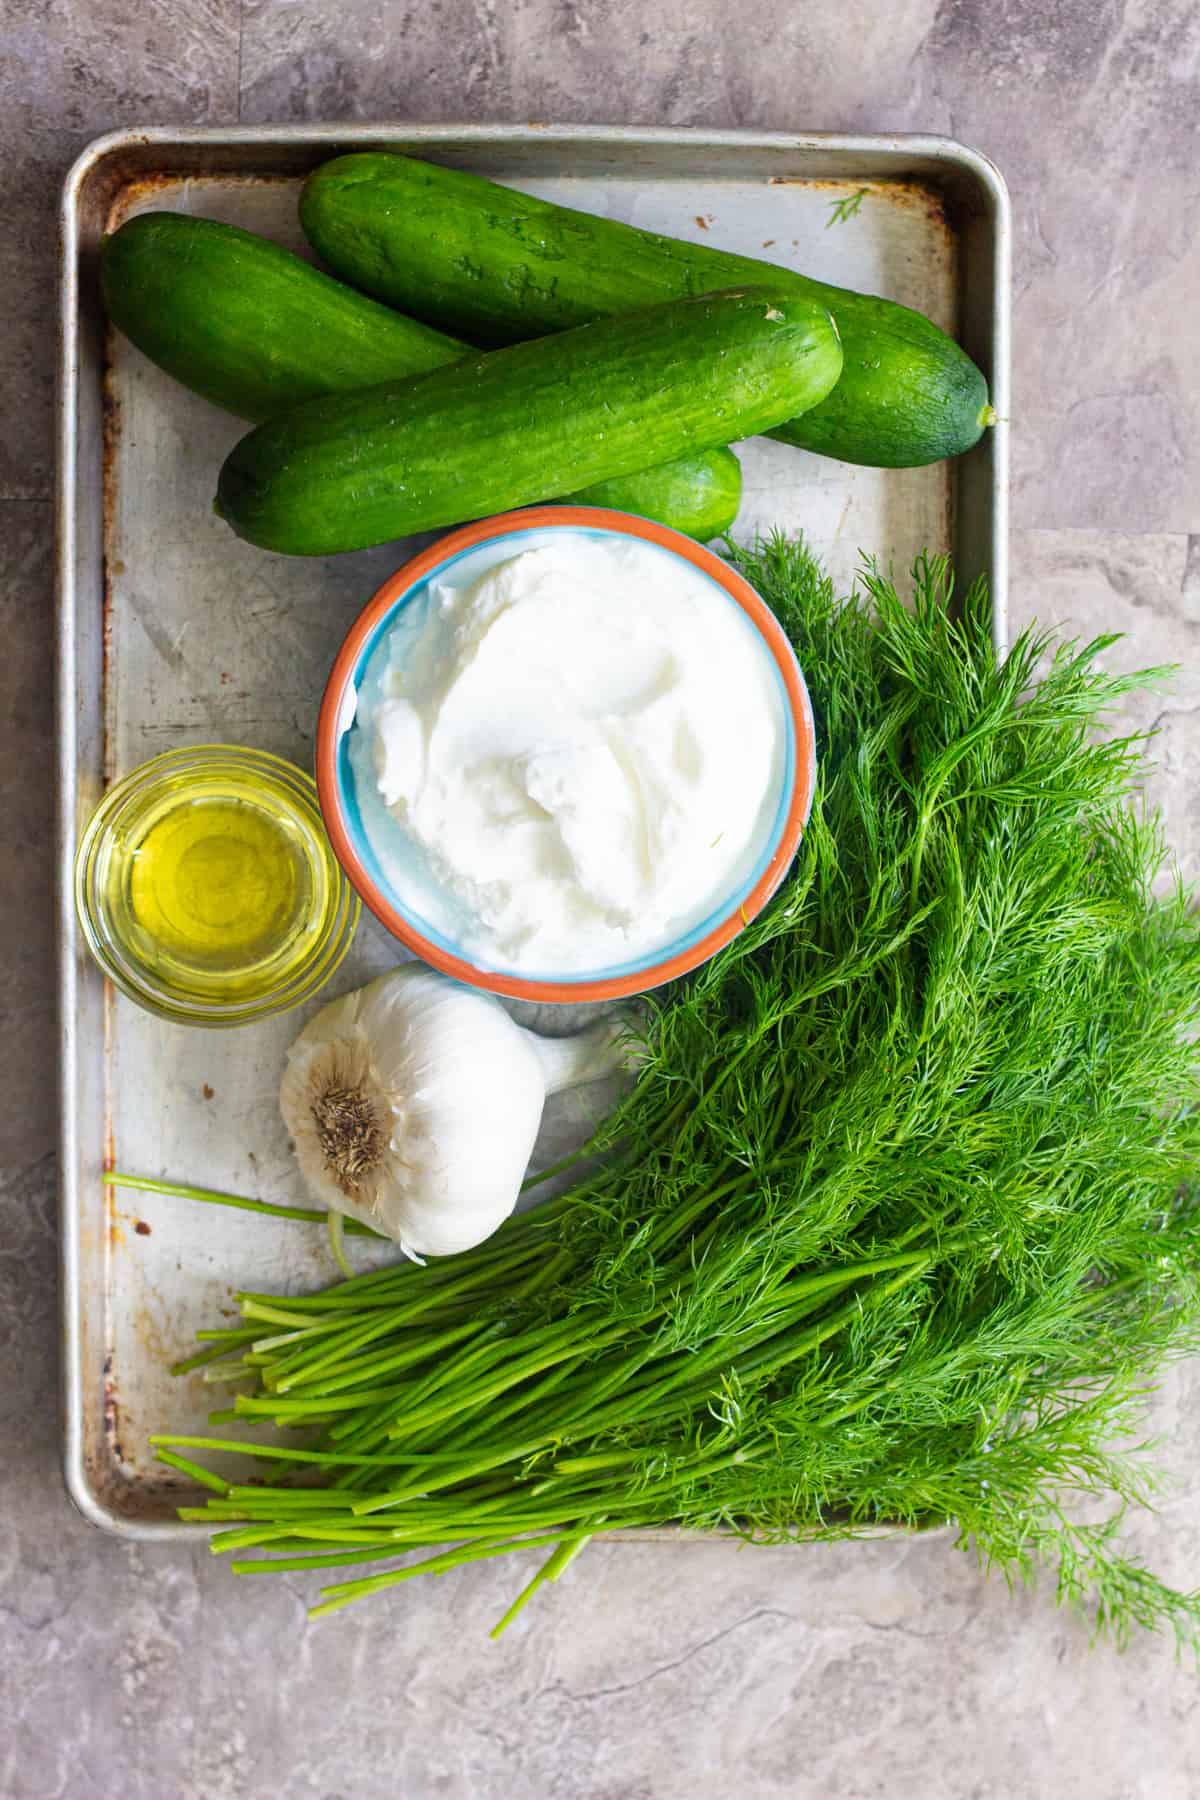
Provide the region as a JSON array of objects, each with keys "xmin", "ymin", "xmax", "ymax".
[{"xmin": 157, "ymin": 535, "xmax": 1200, "ymax": 1646}]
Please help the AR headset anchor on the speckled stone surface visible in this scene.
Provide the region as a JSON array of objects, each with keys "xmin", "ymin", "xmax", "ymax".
[{"xmin": 4, "ymin": 2, "xmax": 1200, "ymax": 1794}]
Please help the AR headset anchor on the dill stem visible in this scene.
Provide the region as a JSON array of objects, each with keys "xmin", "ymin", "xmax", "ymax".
[
  {"xmin": 104, "ymin": 1171, "xmax": 383, "ymax": 1235},
  {"xmin": 433, "ymin": 1357, "xmax": 588, "ymax": 1461},
  {"xmin": 233, "ymin": 1386, "xmax": 412, "ymax": 1417},
  {"xmin": 171, "ymin": 1339, "xmax": 257, "ymax": 1378},
  {"xmin": 154, "ymin": 1448, "xmax": 231, "ymax": 1495},
  {"xmin": 150, "ymin": 1434, "xmax": 435, "ymax": 1466},
  {"xmin": 308, "ymin": 1532, "xmax": 585, "ymax": 1618},
  {"xmin": 232, "ymin": 1544, "xmax": 445, "ymax": 1575},
  {"xmin": 265, "ymin": 1311, "xmax": 421, "ymax": 1392},
  {"xmin": 278, "ymin": 1319, "xmax": 485, "ymax": 1399},
  {"xmin": 489, "ymin": 1532, "xmax": 593, "ymax": 1639}
]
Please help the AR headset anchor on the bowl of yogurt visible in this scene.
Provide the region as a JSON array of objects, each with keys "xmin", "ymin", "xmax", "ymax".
[{"xmin": 316, "ymin": 507, "xmax": 816, "ymax": 1002}]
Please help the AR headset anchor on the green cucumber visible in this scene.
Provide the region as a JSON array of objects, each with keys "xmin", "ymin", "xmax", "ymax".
[
  {"xmin": 571, "ymin": 451, "xmax": 742, "ymax": 540},
  {"xmin": 570, "ymin": 445, "xmax": 740, "ymax": 543},
  {"xmin": 101, "ymin": 212, "xmax": 454, "ymax": 420},
  {"xmin": 300, "ymin": 152, "xmax": 992, "ymax": 469},
  {"xmin": 99, "ymin": 212, "xmax": 742, "ymax": 541},
  {"xmin": 215, "ymin": 285, "xmax": 842, "ymax": 556}
]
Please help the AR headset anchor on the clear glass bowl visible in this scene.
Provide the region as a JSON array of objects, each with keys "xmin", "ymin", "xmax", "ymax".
[{"xmin": 75, "ymin": 745, "xmax": 360, "ymax": 1027}]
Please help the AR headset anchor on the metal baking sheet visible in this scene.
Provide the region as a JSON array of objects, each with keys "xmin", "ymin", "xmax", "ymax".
[{"xmin": 58, "ymin": 124, "xmax": 1011, "ymax": 1536}]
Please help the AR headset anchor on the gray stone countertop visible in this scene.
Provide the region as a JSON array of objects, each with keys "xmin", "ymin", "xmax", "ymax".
[{"xmin": 3, "ymin": 2, "xmax": 1199, "ymax": 1794}]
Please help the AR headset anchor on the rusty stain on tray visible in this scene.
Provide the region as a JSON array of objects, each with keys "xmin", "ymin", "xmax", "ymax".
[
  {"xmin": 105, "ymin": 168, "xmax": 304, "ymax": 235},
  {"xmin": 102, "ymin": 1352, "xmax": 125, "ymax": 1467},
  {"xmin": 768, "ymin": 175, "xmax": 951, "ymax": 236},
  {"xmin": 104, "ymin": 1223, "xmax": 189, "ymax": 1492},
  {"xmin": 133, "ymin": 1296, "xmax": 176, "ymax": 1376}
]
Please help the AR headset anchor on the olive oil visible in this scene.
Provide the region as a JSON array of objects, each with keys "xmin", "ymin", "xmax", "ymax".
[
  {"xmin": 129, "ymin": 798, "xmax": 301, "ymax": 968},
  {"xmin": 76, "ymin": 747, "xmax": 359, "ymax": 1025}
]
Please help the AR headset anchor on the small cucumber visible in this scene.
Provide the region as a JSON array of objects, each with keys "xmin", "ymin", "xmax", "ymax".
[
  {"xmin": 100, "ymin": 212, "xmax": 454, "ymax": 420},
  {"xmin": 99, "ymin": 212, "xmax": 741, "ymax": 540},
  {"xmin": 215, "ymin": 285, "xmax": 842, "ymax": 556},
  {"xmin": 300, "ymin": 152, "xmax": 992, "ymax": 469},
  {"xmin": 572, "ymin": 451, "xmax": 742, "ymax": 542}
]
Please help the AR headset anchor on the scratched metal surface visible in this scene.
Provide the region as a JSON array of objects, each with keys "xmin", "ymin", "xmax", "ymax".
[{"xmin": 58, "ymin": 126, "xmax": 1010, "ymax": 1534}]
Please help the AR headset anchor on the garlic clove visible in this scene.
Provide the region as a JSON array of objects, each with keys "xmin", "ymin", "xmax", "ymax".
[{"xmin": 280, "ymin": 963, "xmax": 629, "ymax": 1261}]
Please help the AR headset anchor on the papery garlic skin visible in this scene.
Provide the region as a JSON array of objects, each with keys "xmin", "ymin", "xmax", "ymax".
[{"xmin": 280, "ymin": 964, "xmax": 623, "ymax": 1258}]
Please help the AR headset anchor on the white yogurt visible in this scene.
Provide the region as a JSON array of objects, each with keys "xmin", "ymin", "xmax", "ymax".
[{"xmin": 347, "ymin": 533, "xmax": 787, "ymax": 975}]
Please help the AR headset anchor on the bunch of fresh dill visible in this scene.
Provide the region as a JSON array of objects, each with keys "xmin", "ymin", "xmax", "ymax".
[{"xmin": 154, "ymin": 536, "xmax": 1200, "ymax": 1645}]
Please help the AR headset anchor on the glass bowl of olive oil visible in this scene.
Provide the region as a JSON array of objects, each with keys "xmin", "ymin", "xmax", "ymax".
[{"xmin": 75, "ymin": 746, "xmax": 360, "ymax": 1027}]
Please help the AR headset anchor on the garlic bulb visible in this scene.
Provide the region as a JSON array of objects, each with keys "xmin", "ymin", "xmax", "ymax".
[{"xmin": 280, "ymin": 964, "xmax": 627, "ymax": 1258}]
